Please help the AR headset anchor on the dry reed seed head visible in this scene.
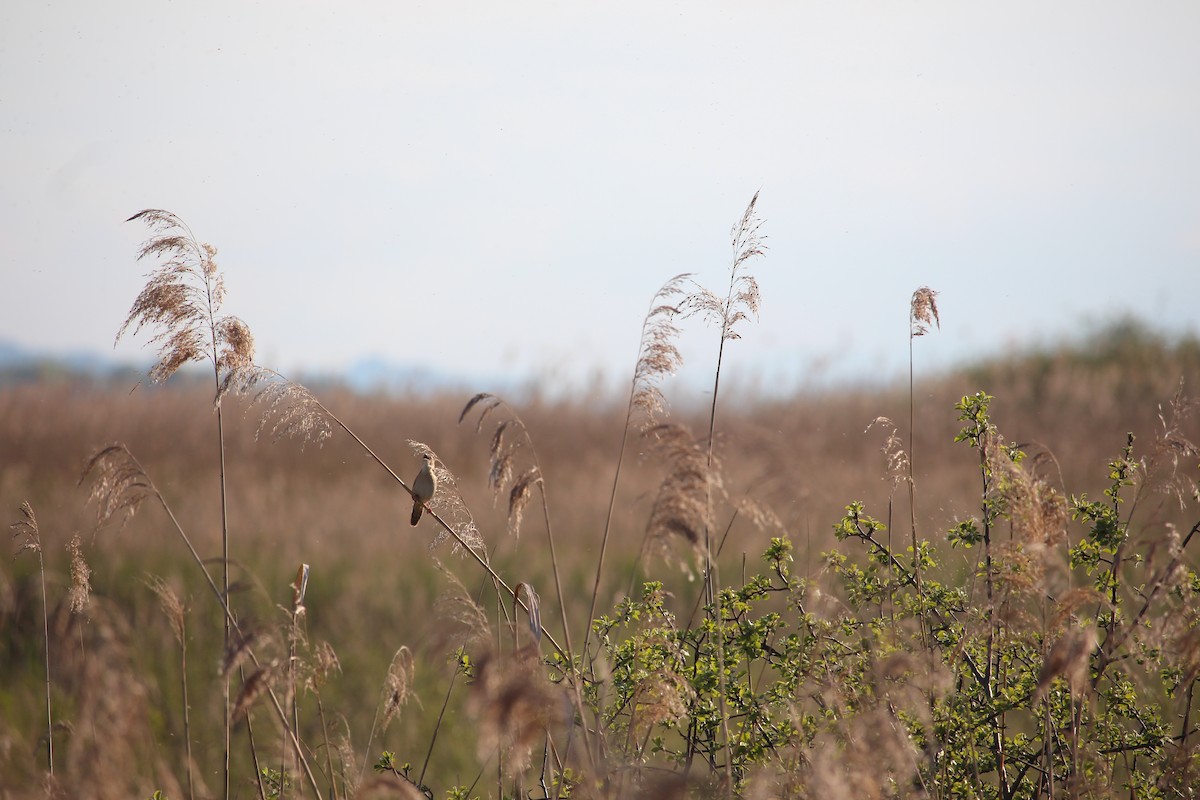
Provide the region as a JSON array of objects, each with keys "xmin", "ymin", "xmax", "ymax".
[
  {"xmin": 643, "ymin": 424, "xmax": 720, "ymax": 572},
  {"xmin": 630, "ymin": 274, "xmax": 694, "ymax": 429},
  {"xmin": 488, "ymin": 420, "xmax": 515, "ymax": 492},
  {"xmin": 1173, "ymin": 628, "xmax": 1200, "ymax": 686},
  {"xmin": 731, "ymin": 190, "xmax": 767, "ymax": 270},
  {"xmin": 507, "ymin": 468, "xmax": 539, "ymax": 538},
  {"xmin": 806, "ymin": 705, "xmax": 923, "ymax": 800},
  {"xmin": 459, "ymin": 391, "xmax": 503, "ymax": 431},
  {"xmin": 734, "ymin": 494, "xmax": 785, "ymax": 536},
  {"xmin": 306, "ymin": 640, "xmax": 342, "ymax": 690},
  {"xmin": 1051, "ymin": 587, "xmax": 1110, "ymax": 631},
  {"xmin": 67, "ymin": 533, "xmax": 93, "ymax": 613},
  {"xmin": 457, "ymin": 395, "xmax": 547, "ymax": 537},
  {"xmin": 630, "ymin": 667, "xmax": 695, "ymax": 739},
  {"xmin": 380, "ymin": 646, "xmax": 416, "ymax": 732},
  {"xmin": 239, "ymin": 366, "xmax": 335, "ymax": 446},
  {"xmin": 145, "ymin": 574, "xmax": 185, "ymax": 645},
  {"xmin": 865, "ymin": 416, "xmax": 911, "ymax": 488},
  {"xmin": 1144, "ymin": 384, "xmax": 1200, "ymax": 508},
  {"xmin": 874, "ymin": 647, "xmax": 952, "ymax": 709},
  {"xmin": 121, "ymin": 210, "xmax": 249, "ymax": 386},
  {"xmin": 230, "ymin": 661, "xmax": 277, "ymax": 722},
  {"xmin": 909, "ymin": 285, "xmax": 941, "ymax": 337},
  {"xmin": 10, "ymin": 500, "xmax": 41, "ymax": 554},
  {"xmin": 1033, "ymin": 626, "xmax": 1099, "ymax": 703},
  {"xmin": 469, "ymin": 644, "xmax": 569, "ymax": 776},
  {"xmin": 333, "ymin": 732, "xmax": 360, "ymax": 797},
  {"xmin": 430, "ymin": 560, "xmax": 490, "ymax": 653},
  {"xmin": 81, "ymin": 444, "xmax": 154, "ymax": 528},
  {"xmin": 214, "ymin": 316, "xmax": 257, "ymax": 403},
  {"xmin": 221, "ymin": 627, "xmax": 263, "ymax": 680}
]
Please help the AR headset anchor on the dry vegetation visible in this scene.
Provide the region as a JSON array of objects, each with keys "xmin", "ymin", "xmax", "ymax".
[{"xmin": 2, "ymin": 205, "xmax": 1199, "ymax": 800}]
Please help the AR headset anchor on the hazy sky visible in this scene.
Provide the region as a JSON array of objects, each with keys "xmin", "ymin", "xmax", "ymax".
[{"xmin": 3, "ymin": 2, "xmax": 1198, "ymax": 394}]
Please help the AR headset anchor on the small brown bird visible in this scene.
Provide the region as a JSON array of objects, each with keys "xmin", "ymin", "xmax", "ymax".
[{"xmin": 410, "ymin": 453, "xmax": 437, "ymax": 526}]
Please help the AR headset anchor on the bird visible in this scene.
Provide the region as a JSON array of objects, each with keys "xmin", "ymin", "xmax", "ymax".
[{"xmin": 410, "ymin": 453, "xmax": 437, "ymax": 526}]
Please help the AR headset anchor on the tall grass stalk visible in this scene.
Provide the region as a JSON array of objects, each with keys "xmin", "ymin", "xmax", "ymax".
[
  {"xmin": 908, "ymin": 287, "xmax": 939, "ymax": 599},
  {"xmin": 120, "ymin": 209, "xmax": 258, "ymax": 799},
  {"xmin": 11, "ymin": 502, "xmax": 53, "ymax": 776},
  {"xmin": 82, "ymin": 444, "xmax": 322, "ymax": 798},
  {"xmin": 583, "ymin": 274, "xmax": 689, "ymax": 684},
  {"xmin": 689, "ymin": 192, "xmax": 765, "ymax": 795},
  {"xmin": 147, "ymin": 575, "xmax": 192, "ymax": 800},
  {"xmin": 458, "ymin": 394, "xmax": 595, "ymax": 787}
]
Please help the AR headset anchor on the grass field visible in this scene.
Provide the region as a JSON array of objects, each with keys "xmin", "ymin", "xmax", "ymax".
[{"xmin": 3, "ymin": 207, "xmax": 1200, "ymax": 799}]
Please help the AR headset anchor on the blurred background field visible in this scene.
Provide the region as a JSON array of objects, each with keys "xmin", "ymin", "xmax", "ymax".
[{"xmin": 2, "ymin": 319, "xmax": 1199, "ymax": 798}]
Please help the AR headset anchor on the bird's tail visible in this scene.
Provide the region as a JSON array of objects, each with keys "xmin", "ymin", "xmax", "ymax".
[{"xmin": 410, "ymin": 503, "xmax": 423, "ymax": 526}]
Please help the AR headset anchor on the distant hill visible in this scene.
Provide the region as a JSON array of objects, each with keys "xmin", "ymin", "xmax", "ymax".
[
  {"xmin": 2, "ymin": 318, "xmax": 1196, "ymax": 397},
  {"xmin": 0, "ymin": 340, "xmax": 498, "ymax": 395}
]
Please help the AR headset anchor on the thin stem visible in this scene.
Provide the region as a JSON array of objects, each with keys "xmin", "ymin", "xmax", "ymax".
[
  {"xmin": 314, "ymin": 401, "xmax": 569, "ymax": 660},
  {"xmin": 137, "ymin": 468, "xmax": 322, "ymax": 798},
  {"xmin": 584, "ymin": 404, "xmax": 633, "ymax": 674},
  {"xmin": 37, "ymin": 546, "xmax": 53, "ymax": 775},
  {"xmin": 181, "ymin": 632, "xmax": 194, "ymax": 800}
]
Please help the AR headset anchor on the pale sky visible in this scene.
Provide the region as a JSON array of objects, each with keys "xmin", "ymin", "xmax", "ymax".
[{"xmin": 2, "ymin": 2, "xmax": 1198, "ymax": 395}]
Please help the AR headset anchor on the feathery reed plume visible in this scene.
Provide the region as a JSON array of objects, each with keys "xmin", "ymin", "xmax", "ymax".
[
  {"xmin": 909, "ymin": 286, "xmax": 940, "ymax": 338},
  {"xmin": 80, "ymin": 448, "xmax": 321, "ymax": 796},
  {"xmin": 629, "ymin": 667, "xmax": 695, "ymax": 743},
  {"xmin": 231, "ymin": 663, "xmax": 278, "ymax": 722},
  {"xmin": 642, "ymin": 424, "xmax": 719, "ymax": 574},
  {"xmin": 233, "ymin": 366, "xmax": 336, "ymax": 446},
  {"xmin": 685, "ymin": 193, "xmax": 766, "ymax": 799},
  {"xmin": 1143, "ymin": 381, "xmax": 1200, "ymax": 509},
  {"xmin": 11, "ymin": 501, "xmax": 54, "ymax": 775},
  {"xmin": 222, "ymin": 628, "xmax": 265, "ymax": 681},
  {"xmin": 146, "ymin": 573, "xmax": 187, "ymax": 652},
  {"xmin": 147, "ymin": 573, "xmax": 193, "ymax": 800},
  {"xmin": 688, "ymin": 193, "xmax": 766, "ymax": 348},
  {"xmin": 430, "ymin": 561, "xmax": 491, "ymax": 654},
  {"xmin": 66, "ymin": 533, "xmax": 91, "ymax": 614},
  {"xmin": 380, "ymin": 646, "xmax": 417, "ymax": 732},
  {"xmin": 409, "ymin": 562, "xmax": 493, "ymax": 789},
  {"xmin": 458, "ymin": 394, "xmax": 594, "ymax": 776},
  {"xmin": 631, "ymin": 274, "xmax": 692, "ymax": 428},
  {"xmin": 1033, "ymin": 627, "xmax": 1098, "ymax": 703},
  {"xmin": 866, "ymin": 417, "xmax": 910, "ymax": 491},
  {"xmin": 121, "ymin": 208, "xmax": 254, "ymax": 798},
  {"xmin": 469, "ymin": 645, "xmax": 568, "ymax": 777},
  {"xmin": 119, "ymin": 209, "xmax": 256, "ymax": 399},
  {"xmin": 81, "ymin": 444, "xmax": 155, "ymax": 527},
  {"xmin": 459, "ymin": 393, "xmax": 544, "ymax": 538},
  {"xmin": 457, "ymin": 395, "xmax": 572, "ymax": 634},
  {"xmin": 686, "ymin": 192, "xmax": 764, "ymax": 600},
  {"xmin": 586, "ymin": 274, "xmax": 691, "ymax": 686}
]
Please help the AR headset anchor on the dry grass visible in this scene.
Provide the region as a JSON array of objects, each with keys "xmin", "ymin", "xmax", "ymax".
[{"xmin": 1, "ymin": 318, "xmax": 1199, "ymax": 797}]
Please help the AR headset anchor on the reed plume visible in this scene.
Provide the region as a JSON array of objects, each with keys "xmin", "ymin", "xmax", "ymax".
[
  {"xmin": 119, "ymin": 209, "xmax": 255, "ymax": 398},
  {"xmin": 585, "ymin": 274, "xmax": 691, "ymax": 687},
  {"xmin": 687, "ymin": 191, "xmax": 765, "ymax": 589},
  {"xmin": 120, "ymin": 208, "xmax": 256, "ymax": 798},
  {"xmin": 681, "ymin": 193, "xmax": 765, "ymax": 795}
]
